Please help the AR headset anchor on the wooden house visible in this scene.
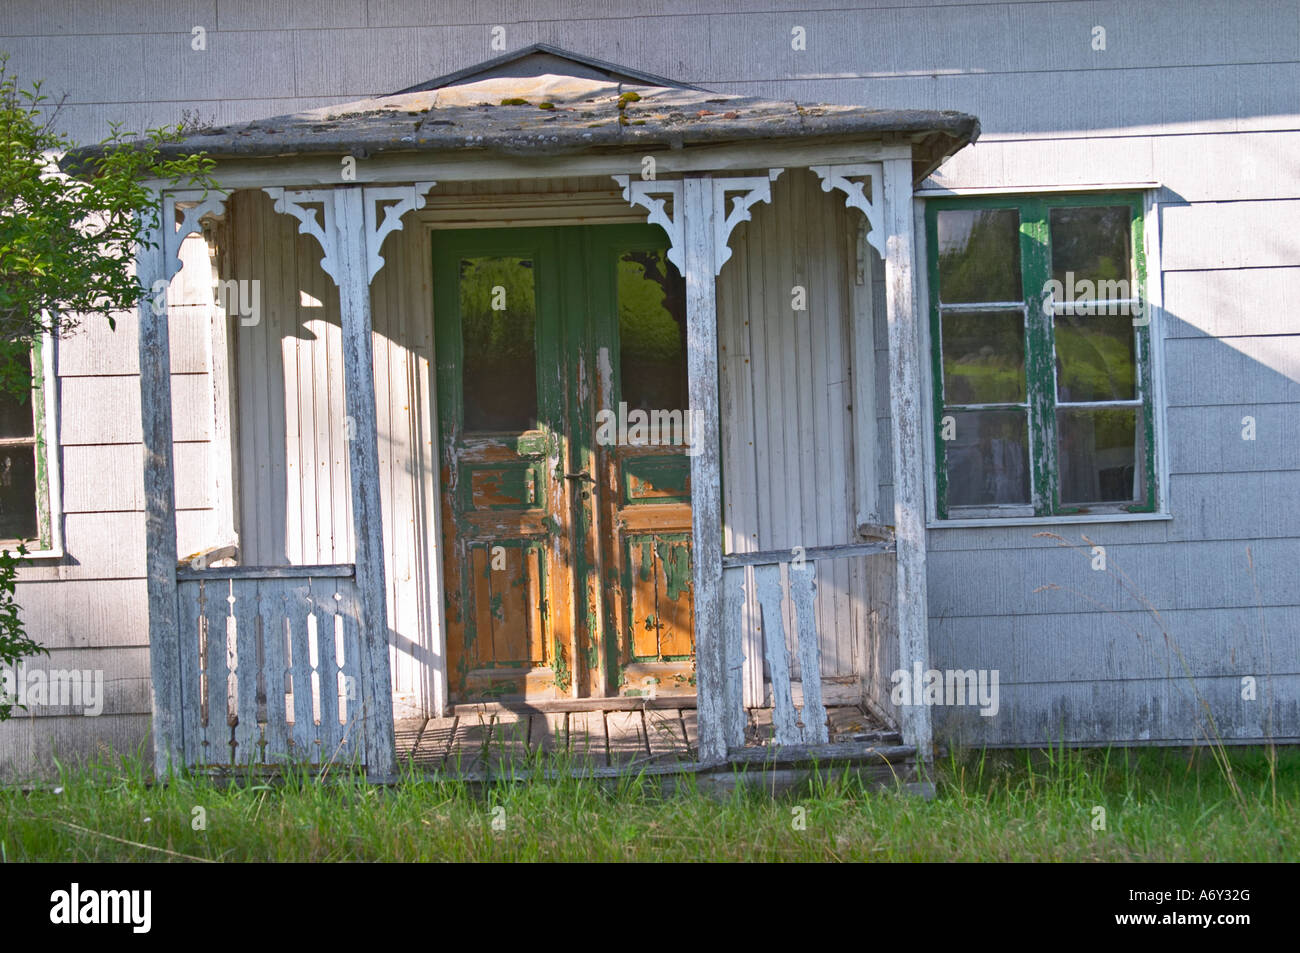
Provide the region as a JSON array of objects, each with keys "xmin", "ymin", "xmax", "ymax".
[{"xmin": 1, "ymin": 4, "xmax": 1296, "ymax": 779}]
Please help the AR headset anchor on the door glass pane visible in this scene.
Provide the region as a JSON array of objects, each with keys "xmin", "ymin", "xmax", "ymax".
[
  {"xmin": 936, "ymin": 208, "xmax": 1022, "ymax": 304},
  {"xmin": 0, "ymin": 393, "xmax": 34, "ymax": 440},
  {"xmin": 617, "ymin": 250, "xmax": 687, "ymax": 417},
  {"xmin": 0, "ymin": 446, "xmax": 37, "ymax": 540},
  {"xmin": 1049, "ymin": 205, "xmax": 1132, "ymax": 293},
  {"xmin": 945, "ymin": 409, "xmax": 1030, "ymax": 506},
  {"xmin": 1054, "ymin": 312, "xmax": 1137, "ymax": 401},
  {"xmin": 941, "ymin": 309, "xmax": 1026, "ymax": 404},
  {"xmin": 1058, "ymin": 408, "xmax": 1142, "ymax": 504},
  {"xmin": 459, "ymin": 256, "xmax": 537, "ymax": 432}
]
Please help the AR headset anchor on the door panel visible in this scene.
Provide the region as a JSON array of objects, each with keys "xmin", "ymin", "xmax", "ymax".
[
  {"xmin": 435, "ymin": 225, "xmax": 693, "ymax": 703},
  {"xmin": 592, "ymin": 239, "xmax": 695, "ymax": 698},
  {"xmin": 435, "ymin": 233, "xmax": 571, "ymax": 701}
]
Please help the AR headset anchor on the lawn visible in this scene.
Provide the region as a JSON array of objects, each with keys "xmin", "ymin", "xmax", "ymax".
[{"xmin": 1, "ymin": 744, "xmax": 1295, "ymax": 862}]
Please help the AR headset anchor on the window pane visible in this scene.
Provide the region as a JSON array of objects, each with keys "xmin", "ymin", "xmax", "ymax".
[
  {"xmin": 945, "ymin": 409, "xmax": 1030, "ymax": 506},
  {"xmin": 1054, "ymin": 312, "xmax": 1137, "ymax": 402},
  {"xmin": 0, "ymin": 446, "xmax": 37, "ymax": 540},
  {"xmin": 459, "ymin": 256, "xmax": 538, "ymax": 432},
  {"xmin": 936, "ymin": 208, "xmax": 1022, "ymax": 304},
  {"xmin": 0, "ymin": 393, "xmax": 34, "ymax": 440},
  {"xmin": 941, "ymin": 309, "xmax": 1026, "ymax": 404},
  {"xmin": 618, "ymin": 250, "xmax": 687, "ymax": 415},
  {"xmin": 1049, "ymin": 205, "xmax": 1132, "ymax": 292},
  {"xmin": 1058, "ymin": 408, "xmax": 1142, "ymax": 505}
]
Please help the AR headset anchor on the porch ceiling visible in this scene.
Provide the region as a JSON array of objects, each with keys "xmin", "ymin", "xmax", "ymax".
[{"xmin": 65, "ymin": 73, "xmax": 978, "ymax": 185}]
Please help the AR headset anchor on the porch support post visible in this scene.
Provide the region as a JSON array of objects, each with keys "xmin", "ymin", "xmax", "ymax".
[
  {"xmin": 334, "ymin": 186, "xmax": 397, "ymax": 780},
  {"xmin": 683, "ymin": 175, "xmax": 730, "ymax": 763},
  {"xmin": 137, "ymin": 218, "xmax": 183, "ymax": 778},
  {"xmin": 881, "ymin": 157, "xmax": 934, "ymax": 761}
]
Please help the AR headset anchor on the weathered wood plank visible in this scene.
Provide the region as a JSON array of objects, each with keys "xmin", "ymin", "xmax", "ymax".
[
  {"xmin": 753, "ymin": 564, "xmax": 799, "ymax": 744},
  {"xmin": 258, "ymin": 579, "xmax": 290, "ymax": 761},
  {"xmin": 484, "ymin": 709, "xmax": 531, "ymax": 772},
  {"xmin": 721, "ymin": 565, "xmax": 746, "ymax": 749},
  {"xmin": 335, "ymin": 185, "xmax": 397, "ymax": 778},
  {"xmin": 605, "ymin": 709, "xmax": 650, "ymax": 765},
  {"xmin": 567, "ymin": 709, "xmax": 608, "ymax": 766},
  {"xmin": 286, "ymin": 583, "xmax": 317, "ymax": 760},
  {"xmin": 882, "ymin": 156, "xmax": 932, "ymax": 760},
  {"xmin": 683, "ymin": 174, "xmax": 733, "ymax": 762},
  {"xmin": 176, "ymin": 581, "xmax": 203, "ymax": 766},
  {"xmin": 202, "ymin": 580, "xmax": 233, "ymax": 766},
  {"xmin": 136, "ymin": 230, "xmax": 183, "ymax": 777},
  {"xmin": 311, "ymin": 577, "xmax": 342, "ymax": 758},
  {"xmin": 790, "ymin": 564, "xmax": 828, "ymax": 744},
  {"xmin": 177, "ymin": 564, "xmax": 355, "ymax": 581},
  {"xmin": 721, "ymin": 540, "xmax": 893, "ymax": 567},
  {"xmin": 231, "ymin": 579, "xmax": 262, "ymax": 765},
  {"xmin": 644, "ymin": 707, "xmax": 690, "ymax": 760},
  {"xmin": 526, "ymin": 712, "xmax": 568, "ymax": 754}
]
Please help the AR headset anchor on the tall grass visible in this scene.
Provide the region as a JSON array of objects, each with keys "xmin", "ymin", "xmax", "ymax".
[{"xmin": 1, "ymin": 744, "xmax": 1295, "ymax": 862}]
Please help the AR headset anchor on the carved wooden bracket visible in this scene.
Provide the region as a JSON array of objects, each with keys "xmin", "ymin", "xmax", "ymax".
[
  {"xmin": 162, "ymin": 190, "xmax": 229, "ymax": 280},
  {"xmin": 362, "ymin": 183, "xmax": 437, "ymax": 282},
  {"xmin": 263, "ymin": 182, "xmax": 436, "ymax": 286},
  {"xmin": 809, "ymin": 163, "xmax": 885, "ymax": 257},
  {"xmin": 712, "ymin": 170, "xmax": 782, "ymax": 275},
  {"xmin": 613, "ymin": 170, "xmax": 783, "ymax": 276},
  {"xmin": 264, "ymin": 187, "xmax": 340, "ymax": 281},
  {"xmin": 612, "ymin": 176, "xmax": 684, "ymax": 272}
]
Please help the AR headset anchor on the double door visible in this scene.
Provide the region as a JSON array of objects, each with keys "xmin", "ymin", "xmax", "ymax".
[{"xmin": 433, "ymin": 224, "xmax": 695, "ymax": 703}]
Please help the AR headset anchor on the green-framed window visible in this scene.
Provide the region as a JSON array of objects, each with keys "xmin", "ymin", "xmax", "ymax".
[
  {"xmin": 0, "ymin": 338, "xmax": 58, "ymax": 552},
  {"xmin": 925, "ymin": 193, "xmax": 1155, "ymax": 520}
]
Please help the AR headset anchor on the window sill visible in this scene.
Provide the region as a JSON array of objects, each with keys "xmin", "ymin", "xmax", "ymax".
[
  {"xmin": 2, "ymin": 547, "xmax": 64, "ymax": 560},
  {"xmin": 927, "ymin": 512, "xmax": 1172, "ymax": 530}
]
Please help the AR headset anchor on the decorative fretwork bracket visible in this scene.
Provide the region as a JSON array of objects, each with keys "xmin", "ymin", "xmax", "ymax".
[
  {"xmin": 613, "ymin": 170, "xmax": 784, "ymax": 276},
  {"xmin": 263, "ymin": 182, "xmax": 436, "ymax": 286},
  {"xmin": 712, "ymin": 170, "xmax": 782, "ymax": 275},
  {"xmin": 264, "ymin": 187, "xmax": 341, "ymax": 281},
  {"xmin": 162, "ymin": 190, "xmax": 230, "ymax": 280},
  {"xmin": 612, "ymin": 176, "xmax": 684, "ymax": 272},
  {"xmin": 809, "ymin": 163, "xmax": 885, "ymax": 257},
  {"xmin": 362, "ymin": 183, "xmax": 437, "ymax": 282}
]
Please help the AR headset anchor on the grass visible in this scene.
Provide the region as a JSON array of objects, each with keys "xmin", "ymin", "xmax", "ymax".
[{"xmin": 1, "ymin": 742, "xmax": 1296, "ymax": 861}]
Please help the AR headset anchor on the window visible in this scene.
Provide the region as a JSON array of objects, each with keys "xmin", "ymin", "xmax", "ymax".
[
  {"xmin": 925, "ymin": 194, "xmax": 1155, "ymax": 520},
  {"xmin": 0, "ymin": 338, "xmax": 59, "ymax": 552}
]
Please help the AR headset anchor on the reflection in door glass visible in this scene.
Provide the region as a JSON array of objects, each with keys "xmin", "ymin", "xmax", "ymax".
[
  {"xmin": 459, "ymin": 256, "xmax": 538, "ymax": 431},
  {"xmin": 617, "ymin": 250, "xmax": 687, "ymax": 416}
]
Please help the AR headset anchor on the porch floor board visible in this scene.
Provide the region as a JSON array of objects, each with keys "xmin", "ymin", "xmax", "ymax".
[{"xmin": 397, "ymin": 705, "xmax": 897, "ymax": 779}]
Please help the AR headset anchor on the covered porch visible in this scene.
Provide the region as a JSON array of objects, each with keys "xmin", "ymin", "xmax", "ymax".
[{"xmin": 125, "ymin": 49, "xmax": 977, "ymax": 781}]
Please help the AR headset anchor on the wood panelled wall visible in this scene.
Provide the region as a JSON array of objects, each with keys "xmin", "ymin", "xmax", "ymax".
[{"xmin": 719, "ymin": 169, "xmax": 892, "ymax": 708}]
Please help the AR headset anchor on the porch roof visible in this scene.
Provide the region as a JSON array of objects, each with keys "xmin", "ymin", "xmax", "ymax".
[{"xmin": 67, "ymin": 72, "xmax": 979, "ymax": 184}]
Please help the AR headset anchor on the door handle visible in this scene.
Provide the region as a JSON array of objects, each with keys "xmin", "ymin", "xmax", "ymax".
[{"xmin": 564, "ymin": 470, "xmax": 595, "ymax": 483}]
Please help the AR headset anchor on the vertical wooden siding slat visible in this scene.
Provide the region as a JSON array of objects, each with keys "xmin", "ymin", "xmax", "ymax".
[
  {"xmin": 311, "ymin": 575, "xmax": 342, "ymax": 754},
  {"xmin": 202, "ymin": 580, "xmax": 233, "ymax": 766},
  {"xmin": 176, "ymin": 580, "xmax": 203, "ymax": 767},
  {"xmin": 231, "ymin": 579, "xmax": 262, "ymax": 764},
  {"xmin": 337, "ymin": 578, "xmax": 366, "ymax": 765},
  {"xmin": 258, "ymin": 578, "xmax": 289, "ymax": 762},
  {"xmin": 286, "ymin": 582, "xmax": 317, "ymax": 759}
]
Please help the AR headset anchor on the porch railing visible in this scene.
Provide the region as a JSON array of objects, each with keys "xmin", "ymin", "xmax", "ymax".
[
  {"xmin": 174, "ymin": 565, "xmax": 367, "ymax": 768},
  {"xmin": 722, "ymin": 540, "xmax": 894, "ymax": 748}
]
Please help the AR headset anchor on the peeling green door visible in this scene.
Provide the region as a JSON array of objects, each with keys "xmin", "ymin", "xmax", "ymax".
[{"xmin": 434, "ymin": 225, "xmax": 694, "ymax": 703}]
